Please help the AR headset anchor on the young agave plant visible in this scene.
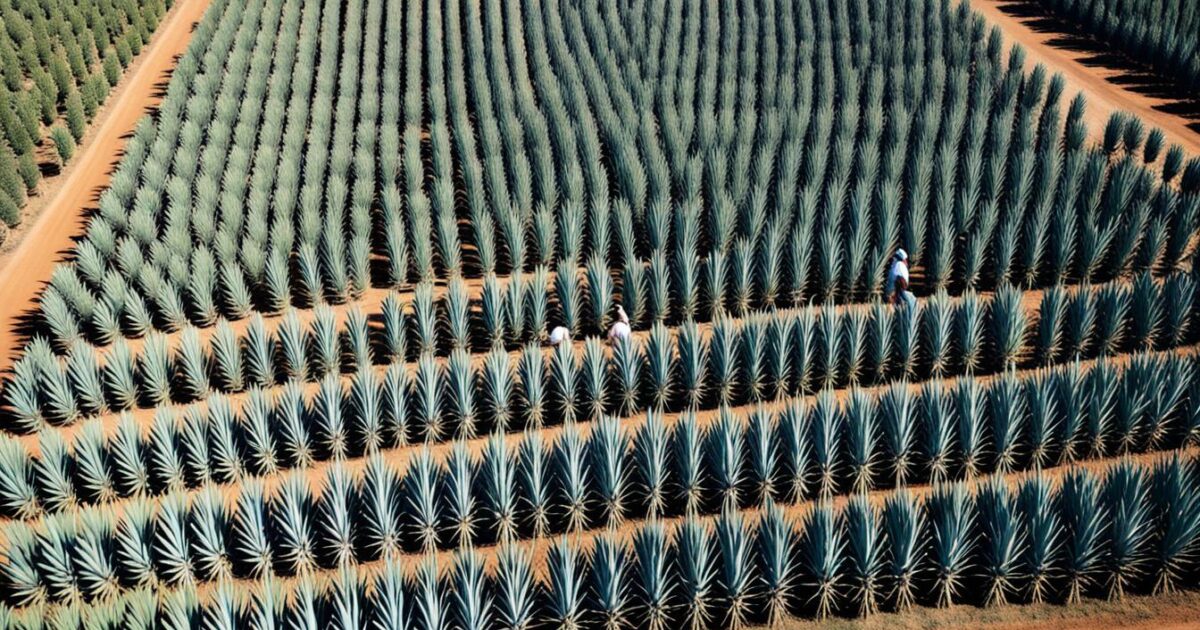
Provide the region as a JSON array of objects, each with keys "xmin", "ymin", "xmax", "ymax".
[
  {"xmin": 1104, "ymin": 460, "xmax": 1152, "ymax": 600},
  {"xmin": 550, "ymin": 341, "xmax": 579, "ymax": 425},
  {"xmin": 556, "ymin": 426, "xmax": 591, "ymax": 533},
  {"xmin": 924, "ymin": 290, "xmax": 954, "ymax": 377},
  {"xmin": 518, "ymin": 344, "xmax": 546, "ymax": 429},
  {"xmin": 844, "ymin": 390, "xmax": 880, "ymax": 495},
  {"xmin": 592, "ymin": 415, "xmax": 631, "ymax": 527},
  {"xmin": 756, "ymin": 501, "xmax": 798, "ymax": 624},
  {"xmin": 451, "ymin": 551, "xmax": 491, "ymax": 630},
  {"xmin": 676, "ymin": 518, "xmax": 717, "ymax": 630},
  {"xmin": 746, "ymin": 408, "xmax": 778, "ymax": 505},
  {"xmin": 413, "ymin": 558, "xmax": 447, "ymax": 630},
  {"xmin": 810, "ymin": 391, "xmax": 843, "ymax": 499},
  {"xmin": 444, "ymin": 443, "xmax": 478, "ymax": 549},
  {"xmin": 646, "ymin": 322, "xmax": 675, "ymax": 411},
  {"xmin": 580, "ymin": 338, "xmax": 608, "ymax": 421},
  {"xmin": 956, "ymin": 379, "xmax": 987, "ymax": 479},
  {"xmin": 414, "ymin": 353, "xmax": 445, "ymax": 442},
  {"xmin": 989, "ymin": 374, "xmax": 1027, "ymax": 474},
  {"xmin": 272, "ymin": 472, "xmax": 317, "ymax": 576},
  {"xmin": 481, "ymin": 348, "xmax": 515, "ymax": 431},
  {"xmin": 1150, "ymin": 455, "xmax": 1200, "ymax": 595},
  {"xmin": 231, "ymin": 480, "xmax": 272, "ymax": 579},
  {"xmin": 633, "ymin": 522, "xmax": 673, "ymax": 630},
  {"xmin": 676, "ymin": 319, "xmax": 708, "ymax": 410},
  {"xmin": 977, "ymin": 478, "xmax": 1025, "ymax": 607},
  {"xmin": 882, "ymin": 489, "xmax": 924, "ymax": 611},
  {"xmin": 613, "ymin": 334, "xmax": 643, "ymax": 417},
  {"xmin": 927, "ymin": 483, "xmax": 975, "ymax": 608},
  {"xmin": 519, "ymin": 432, "xmax": 552, "ymax": 539},
  {"xmin": 707, "ymin": 408, "xmax": 745, "ymax": 513},
  {"xmin": 709, "ymin": 316, "xmax": 739, "ymax": 407},
  {"xmin": 844, "ymin": 495, "xmax": 886, "ymax": 617},
  {"xmin": 673, "ymin": 412, "xmax": 705, "ymax": 517},
  {"xmin": 493, "ymin": 545, "xmax": 535, "ymax": 630},
  {"xmin": 956, "ymin": 291, "xmax": 986, "ymax": 374},
  {"xmin": 800, "ymin": 501, "xmax": 844, "ymax": 620},
  {"xmin": 447, "ymin": 349, "xmax": 479, "ymax": 440},
  {"xmin": 548, "ymin": 538, "xmax": 587, "ymax": 630},
  {"xmin": 190, "ymin": 487, "xmax": 232, "ymax": 582},
  {"xmin": 1018, "ymin": 473, "xmax": 1062, "ymax": 604},
  {"xmin": 405, "ymin": 448, "xmax": 442, "ymax": 553},
  {"xmin": 591, "ymin": 534, "xmax": 633, "ymax": 630}
]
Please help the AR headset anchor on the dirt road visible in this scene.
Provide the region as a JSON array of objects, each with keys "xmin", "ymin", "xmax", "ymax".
[
  {"xmin": 0, "ymin": 0, "xmax": 214, "ymax": 373},
  {"xmin": 969, "ymin": 0, "xmax": 1200, "ymax": 157}
]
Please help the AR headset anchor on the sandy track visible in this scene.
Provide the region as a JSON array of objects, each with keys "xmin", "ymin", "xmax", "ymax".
[
  {"xmin": 969, "ymin": 0, "xmax": 1200, "ymax": 157},
  {"xmin": 0, "ymin": 0, "xmax": 214, "ymax": 375}
]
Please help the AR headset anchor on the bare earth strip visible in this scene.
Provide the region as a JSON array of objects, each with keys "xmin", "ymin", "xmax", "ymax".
[
  {"xmin": 969, "ymin": 0, "xmax": 1200, "ymax": 157},
  {"xmin": 0, "ymin": 0, "xmax": 215, "ymax": 374}
]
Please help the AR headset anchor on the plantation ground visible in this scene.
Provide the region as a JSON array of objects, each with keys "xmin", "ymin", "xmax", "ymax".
[
  {"xmin": 1, "ymin": 0, "xmax": 1200, "ymax": 625},
  {"xmin": 968, "ymin": 0, "xmax": 1200, "ymax": 156},
  {"xmin": 0, "ymin": 0, "xmax": 213, "ymax": 374}
]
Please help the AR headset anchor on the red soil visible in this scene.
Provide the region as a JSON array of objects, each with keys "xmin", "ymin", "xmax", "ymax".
[{"xmin": 0, "ymin": 0, "xmax": 215, "ymax": 374}]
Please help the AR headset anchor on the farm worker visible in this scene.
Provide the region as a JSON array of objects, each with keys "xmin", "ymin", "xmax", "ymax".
[
  {"xmin": 608, "ymin": 305, "xmax": 632, "ymax": 344},
  {"xmin": 549, "ymin": 325, "xmax": 572, "ymax": 346},
  {"xmin": 885, "ymin": 249, "xmax": 915, "ymax": 308}
]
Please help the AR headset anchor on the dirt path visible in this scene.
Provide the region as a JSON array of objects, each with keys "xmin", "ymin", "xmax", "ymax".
[
  {"xmin": 969, "ymin": 0, "xmax": 1200, "ymax": 157},
  {"xmin": 0, "ymin": 0, "xmax": 214, "ymax": 375}
]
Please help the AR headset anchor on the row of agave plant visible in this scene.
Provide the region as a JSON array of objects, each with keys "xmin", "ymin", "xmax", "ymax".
[
  {"xmin": 8, "ymin": 270, "xmax": 1197, "ymax": 433},
  {"xmin": 40, "ymin": 0, "xmax": 1200, "ymax": 355},
  {"xmin": 1, "ymin": 351, "xmax": 1196, "ymax": 606},
  {"xmin": 4, "ymin": 455, "xmax": 1200, "ymax": 628},
  {"xmin": 0, "ymin": 348, "xmax": 1193, "ymax": 522}
]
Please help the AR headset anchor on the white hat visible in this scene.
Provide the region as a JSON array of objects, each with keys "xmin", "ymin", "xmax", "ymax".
[{"xmin": 895, "ymin": 249, "xmax": 908, "ymax": 261}]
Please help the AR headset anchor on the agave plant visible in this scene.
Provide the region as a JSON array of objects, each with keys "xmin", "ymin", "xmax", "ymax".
[
  {"xmin": 494, "ymin": 545, "xmax": 536, "ymax": 630},
  {"xmin": 548, "ymin": 538, "xmax": 587, "ymax": 630},
  {"xmin": 231, "ymin": 480, "xmax": 272, "ymax": 579},
  {"xmin": 633, "ymin": 522, "xmax": 673, "ymax": 630},
  {"xmin": 1104, "ymin": 460, "xmax": 1152, "ymax": 599},
  {"xmin": 977, "ymin": 478, "xmax": 1025, "ymax": 606},
  {"xmin": 519, "ymin": 432, "xmax": 552, "ymax": 539},
  {"xmin": 799, "ymin": 501, "xmax": 844, "ymax": 619},
  {"xmin": 927, "ymin": 483, "xmax": 975, "ymax": 607},
  {"xmin": 676, "ymin": 518, "xmax": 717, "ymax": 630},
  {"xmin": 518, "ymin": 344, "xmax": 547, "ymax": 429}
]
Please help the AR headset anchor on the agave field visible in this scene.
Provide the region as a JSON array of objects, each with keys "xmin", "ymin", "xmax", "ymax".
[{"xmin": 2, "ymin": 0, "xmax": 1200, "ymax": 626}]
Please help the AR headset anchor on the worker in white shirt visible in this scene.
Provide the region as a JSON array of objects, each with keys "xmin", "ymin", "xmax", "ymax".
[
  {"xmin": 607, "ymin": 304, "xmax": 632, "ymax": 343},
  {"xmin": 549, "ymin": 325, "xmax": 572, "ymax": 346},
  {"xmin": 885, "ymin": 249, "xmax": 915, "ymax": 308}
]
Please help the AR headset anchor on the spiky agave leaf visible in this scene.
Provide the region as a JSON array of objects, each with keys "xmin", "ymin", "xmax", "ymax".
[
  {"xmin": 413, "ymin": 558, "xmax": 447, "ymax": 630},
  {"xmin": 928, "ymin": 483, "xmax": 975, "ymax": 607},
  {"xmin": 1086, "ymin": 361, "xmax": 1120, "ymax": 459},
  {"xmin": 231, "ymin": 480, "xmax": 272, "ymax": 579},
  {"xmin": 579, "ymin": 338, "xmax": 608, "ymax": 421},
  {"xmin": 883, "ymin": 488, "xmax": 924, "ymax": 611},
  {"xmin": 676, "ymin": 519, "xmax": 717, "ymax": 630},
  {"xmin": 153, "ymin": 493, "xmax": 194, "ymax": 587},
  {"xmin": 844, "ymin": 390, "xmax": 880, "ymax": 495},
  {"xmin": 271, "ymin": 472, "xmax": 317, "ymax": 575},
  {"xmin": 1104, "ymin": 460, "xmax": 1152, "ymax": 600},
  {"xmin": 799, "ymin": 501, "xmax": 843, "ymax": 619},
  {"xmin": 592, "ymin": 415, "xmax": 630, "ymax": 527},
  {"xmin": 0, "ymin": 435, "xmax": 39, "ymax": 519},
  {"xmin": 518, "ymin": 432, "xmax": 551, "ymax": 539},
  {"xmin": 556, "ymin": 425, "xmax": 591, "ymax": 533},
  {"xmin": 707, "ymin": 407, "xmax": 746, "ymax": 513},
  {"xmin": 672, "ymin": 411, "xmax": 705, "ymax": 517},
  {"xmin": 480, "ymin": 432, "xmax": 519, "ymax": 545},
  {"xmin": 0, "ymin": 522, "xmax": 44, "ymax": 607},
  {"xmin": 447, "ymin": 349, "xmax": 479, "ymax": 440},
  {"xmin": 413, "ymin": 354, "xmax": 444, "ymax": 442},
  {"xmin": 518, "ymin": 344, "xmax": 546, "ymax": 429},
  {"xmin": 370, "ymin": 560, "xmax": 407, "ymax": 630},
  {"xmin": 977, "ymin": 477, "xmax": 1026, "ymax": 607},
  {"xmin": 613, "ymin": 334, "xmax": 643, "ymax": 417},
  {"xmin": 756, "ymin": 500, "xmax": 798, "ymax": 624},
  {"xmin": 382, "ymin": 364, "xmax": 411, "ymax": 448},
  {"xmin": 67, "ymin": 341, "xmax": 107, "ymax": 415},
  {"xmin": 777, "ymin": 400, "xmax": 812, "ymax": 504},
  {"xmin": 405, "ymin": 448, "xmax": 441, "ymax": 553},
  {"xmin": 444, "ymin": 443, "xmax": 478, "ymax": 549},
  {"xmin": 548, "ymin": 538, "xmax": 586, "ymax": 630},
  {"xmin": 989, "ymin": 373, "xmax": 1027, "ymax": 474},
  {"xmin": 189, "ymin": 487, "xmax": 231, "ymax": 582},
  {"xmin": 956, "ymin": 291, "xmax": 986, "ymax": 375},
  {"xmin": 113, "ymin": 497, "xmax": 154, "ymax": 589},
  {"xmin": 646, "ymin": 322, "xmax": 675, "ymax": 411},
  {"xmin": 591, "ymin": 534, "xmax": 632, "ymax": 630},
  {"xmin": 239, "ymin": 388, "xmax": 278, "ymax": 476},
  {"xmin": 206, "ymin": 395, "xmax": 244, "ymax": 484},
  {"xmin": 956, "ymin": 379, "xmax": 988, "ymax": 479},
  {"xmin": 210, "ymin": 320, "xmax": 243, "ymax": 393},
  {"xmin": 746, "ymin": 408, "xmax": 778, "ymax": 505},
  {"xmin": 549, "ymin": 341, "xmax": 579, "ymax": 426},
  {"xmin": 34, "ymin": 429, "xmax": 75, "ymax": 514},
  {"xmin": 740, "ymin": 318, "xmax": 769, "ymax": 403},
  {"xmin": 495, "ymin": 545, "xmax": 535, "ymax": 630},
  {"xmin": 676, "ymin": 320, "xmax": 708, "ymax": 410},
  {"xmin": 317, "ymin": 464, "xmax": 358, "ymax": 568},
  {"xmin": 1017, "ymin": 472, "xmax": 1062, "ymax": 604},
  {"xmin": 811, "ymin": 391, "xmax": 842, "ymax": 499},
  {"xmin": 1150, "ymin": 455, "xmax": 1200, "ymax": 594},
  {"xmin": 710, "ymin": 315, "xmax": 739, "ymax": 407},
  {"xmin": 482, "ymin": 348, "xmax": 515, "ymax": 431},
  {"xmin": 243, "ymin": 315, "xmax": 276, "ymax": 389},
  {"xmin": 843, "ymin": 495, "xmax": 885, "ymax": 617},
  {"xmin": 74, "ymin": 418, "xmax": 115, "ymax": 505}
]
